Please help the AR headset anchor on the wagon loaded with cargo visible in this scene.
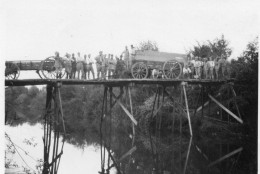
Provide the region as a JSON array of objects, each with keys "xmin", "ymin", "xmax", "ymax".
[
  {"xmin": 131, "ymin": 50, "xmax": 187, "ymax": 79},
  {"xmin": 5, "ymin": 56, "xmax": 66, "ymax": 79}
]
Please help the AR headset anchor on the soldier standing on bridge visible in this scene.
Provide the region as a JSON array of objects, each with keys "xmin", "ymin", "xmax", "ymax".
[
  {"xmin": 86, "ymin": 54, "xmax": 95, "ymax": 79},
  {"xmin": 54, "ymin": 51, "xmax": 63, "ymax": 79},
  {"xmin": 95, "ymin": 51, "xmax": 104, "ymax": 79},
  {"xmin": 208, "ymin": 56, "xmax": 215, "ymax": 79},
  {"xmin": 83, "ymin": 54, "xmax": 88, "ymax": 79},
  {"xmin": 115, "ymin": 55, "xmax": 125, "ymax": 78},
  {"xmin": 214, "ymin": 57, "xmax": 220, "ymax": 79},
  {"xmin": 121, "ymin": 46, "xmax": 130, "ymax": 70},
  {"xmin": 218, "ymin": 55, "xmax": 225, "ymax": 79},
  {"xmin": 108, "ymin": 54, "xmax": 117, "ymax": 79},
  {"xmin": 71, "ymin": 53, "xmax": 77, "ymax": 79},
  {"xmin": 202, "ymin": 58, "xmax": 209, "ymax": 79},
  {"xmin": 64, "ymin": 53, "xmax": 72, "ymax": 79},
  {"xmin": 194, "ymin": 57, "xmax": 201, "ymax": 79},
  {"xmin": 76, "ymin": 52, "xmax": 84, "ymax": 79}
]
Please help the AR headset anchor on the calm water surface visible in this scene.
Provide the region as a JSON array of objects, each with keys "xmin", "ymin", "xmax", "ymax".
[{"xmin": 5, "ymin": 123, "xmax": 256, "ymax": 174}]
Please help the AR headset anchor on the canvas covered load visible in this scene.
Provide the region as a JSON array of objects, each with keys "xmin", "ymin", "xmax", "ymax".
[{"xmin": 135, "ymin": 50, "xmax": 187, "ymax": 64}]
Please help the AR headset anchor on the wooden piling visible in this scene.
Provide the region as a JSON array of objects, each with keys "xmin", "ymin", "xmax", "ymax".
[{"xmin": 182, "ymin": 82, "xmax": 193, "ymax": 137}]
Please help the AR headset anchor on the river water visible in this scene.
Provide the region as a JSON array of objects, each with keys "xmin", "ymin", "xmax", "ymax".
[{"xmin": 5, "ymin": 123, "xmax": 256, "ymax": 174}]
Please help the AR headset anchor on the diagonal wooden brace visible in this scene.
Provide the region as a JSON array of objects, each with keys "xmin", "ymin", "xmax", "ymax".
[
  {"xmin": 110, "ymin": 91, "xmax": 137, "ymax": 125},
  {"xmin": 208, "ymin": 94, "xmax": 243, "ymax": 124}
]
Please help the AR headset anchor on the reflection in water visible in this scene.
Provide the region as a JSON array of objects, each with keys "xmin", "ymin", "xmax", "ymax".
[
  {"xmin": 98, "ymin": 126, "xmax": 247, "ymax": 174},
  {"xmin": 5, "ymin": 123, "xmax": 254, "ymax": 174}
]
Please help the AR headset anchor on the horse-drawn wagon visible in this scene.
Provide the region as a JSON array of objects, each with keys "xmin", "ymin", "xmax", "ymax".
[
  {"xmin": 131, "ymin": 50, "xmax": 187, "ymax": 79},
  {"xmin": 5, "ymin": 56, "xmax": 66, "ymax": 79}
]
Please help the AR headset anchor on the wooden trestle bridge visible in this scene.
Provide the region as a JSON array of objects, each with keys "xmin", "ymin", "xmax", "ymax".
[{"xmin": 5, "ymin": 78, "xmax": 243, "ymax": 174}]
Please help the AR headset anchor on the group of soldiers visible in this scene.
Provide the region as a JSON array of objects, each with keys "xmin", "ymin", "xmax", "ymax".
[
  {"xmin": 183, "ymin": 55, "xmax": 231, "ymax": 80},
  {"xmin": 53, "ymin": 45, "xmax": 136, "ymax": 80}
]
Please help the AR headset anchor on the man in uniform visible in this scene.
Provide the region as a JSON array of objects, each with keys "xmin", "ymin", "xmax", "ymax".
[
  {"xmin": 76, "ymin": 52, "xmax": 84, "ymax": 79},
  {"xmin": 121, "ymin": 46, "xmax": 130, "ymax": 70},
  {"xmin": 95, "ymin": 51, "xmax": 104, "ymax": 79},
  {"xmin": 218, "ymin": 55, "xmax": 226, "ymax": 79},
  {"xmin": 214, "ymin": 57, "xmax": 220, "ymax": 79},
  {"xmin": 54, "ymin": 51, "xmax": 63, "ymax": 78},
  {"xmin": 115, "ymin": 55, "xmax": 125, "ymax": 78},
  {"xmin": 207, "ymin": 56, "xmax": 215, "ymax": 79},
  {"xmin": 64, "ymin": 53, "xmax": 72, "ymax": 79},
  {"xmin": 194, "ymin": 57, "xmax": 201, "ymax": 79},
  {"xmin": 202, "ymin": 57, "xmax": 209, "ymax": 79},
  {"xmin": 108, "ymin": 54, "xmax": 117, "ymax": 79},
  {"xmin": 83, "ymin": 54, "xmax": 88, "ymax": 79},
  {"xmin": 71, "ymin": 53, "xmax": 77, "ymax": 79},
  {"xmin": 86, "ymin": 54, "xmax": 95, "ymax": 79}
]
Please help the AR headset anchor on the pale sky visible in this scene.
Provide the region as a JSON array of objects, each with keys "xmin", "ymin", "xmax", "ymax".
[
  {"xmin": 1, "ymin": 0, "xmax": 259, "ymax": 61},
  {"xmin": 0, "ymin": 0, "xmax": 259, "ymax": 171}
]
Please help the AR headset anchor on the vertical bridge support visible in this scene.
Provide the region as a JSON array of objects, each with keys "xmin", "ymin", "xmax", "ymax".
[
  {"xmin": 152, "ymin": 83, "xmax": 193, "ymax": 137},
  {"xmin": 43, "ymin": 83, "xmax": 66, "ymax": 174},
  {"xmin": 99, "ymin": 85, "xmax": 136, "ymax": 174}
]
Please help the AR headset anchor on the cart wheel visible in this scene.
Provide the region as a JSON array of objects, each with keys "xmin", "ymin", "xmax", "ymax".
[
  {"xmin": 5, "ymin": 63, "xmax": 20, "ymax": 80},
  {"xmin": 131, "ymin": 62, "xmax": 148, "ymax": 79},
  {"xmin": 163, "ymin": 61, "xmax": 182, "ymax": 79},
  {"xmin": 40, "ymin": 56, "xmax": 66, "ymax": 79}
]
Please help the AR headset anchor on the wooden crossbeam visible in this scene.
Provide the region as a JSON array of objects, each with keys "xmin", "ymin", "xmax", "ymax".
[
  {"xmin": 208, "ymin": 147, "xmax": 243, "ymax": 167},
  {"xmin": 208, "ymin": 94, "xmax": 243, "ymax": 124},
  {"xmin": 196, "ymin": 93, "xmax": 221, "ymax": 112},
  {"xmin": 119, "ymin": 146, "xmax": 137, "ymax": 162},
  {"xmin": 110, "ymin": 91, "xmax": 137, "ymax": 125}
]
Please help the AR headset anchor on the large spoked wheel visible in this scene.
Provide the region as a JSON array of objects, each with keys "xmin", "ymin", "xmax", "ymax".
[
  {"xmin": 131, "ymin": 62, "xmax": 149, "ymax": 79},
  {"xmin": 163, "ymin": 61, "xmax": 182, "ymax": 79},
  {"xmin": 5, "ymin": 63, "xmax": 20, "ymax": 80},
  {"xmin": 40, "ymin": 56, "xmax": 66, "ymax": 79}
]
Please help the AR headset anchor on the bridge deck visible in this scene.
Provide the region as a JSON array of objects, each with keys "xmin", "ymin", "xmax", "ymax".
[{"xmin": 5, "ymin": 79, "xmax": 235, "ymax": 87}]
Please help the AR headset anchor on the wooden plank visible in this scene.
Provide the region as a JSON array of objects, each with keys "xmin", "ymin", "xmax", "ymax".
[
  {"xmin": 183, "ymin": 84, "xmax": 193, "ymax": 136},
  {"xmin": 118, "ymin": 101, "xmax": 137, "ymax": 125},
  {"xmin": 196, "ymin": 93, "xmax": 221, "ymax": 112},
  {"xmin": 208, "ymin": 94, "xmax": 243, "ymax": 124},
  {"xmin": 5, "ymin": 79, "xmax": 235, "ymax": 87},
  {"xmin": 119, "ymin": 146, "xmax": 137, "ymax": 162},
  {"xmin": 110, "ymin": 91, "xmax": 137, "ymax": 125},
  {"xmin": 208, "ymin": 147, "xmax": 243, "ymax": 167}
]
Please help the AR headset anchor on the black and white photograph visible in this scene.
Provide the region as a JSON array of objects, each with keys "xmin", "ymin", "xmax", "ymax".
[{"xmin": 1, "ymin": 0, "xmax": 259, "ymax": 173}]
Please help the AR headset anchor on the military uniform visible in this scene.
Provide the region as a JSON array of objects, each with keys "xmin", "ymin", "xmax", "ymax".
[
  {"xmin": 215, "ymin": 59, "xmax": 220, "ymax": 79},
  {"xmin": 95, "ymin": 55, "xmax": 104, "ymax": 79},
  {"xmin": 108, "ymin": 58, "xmax": 117, "ymax": 79},
  {"xmin": 202, "ymin": 58, "xmax": 209, "ymax": 79},
  {"xmin": 76, "ymin": 56, "xmax": 84, "ymax": 79},
  {"xmin": 86, "ymin": 56, "xmax": 95, "ymax": 79},
  {"xmin": 207, "ymin": 60, "xmax": 215, "ymax": 79},
  {"xmin": 54, "ymin": 55, "xmax": 63, "ymax": 78}
]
